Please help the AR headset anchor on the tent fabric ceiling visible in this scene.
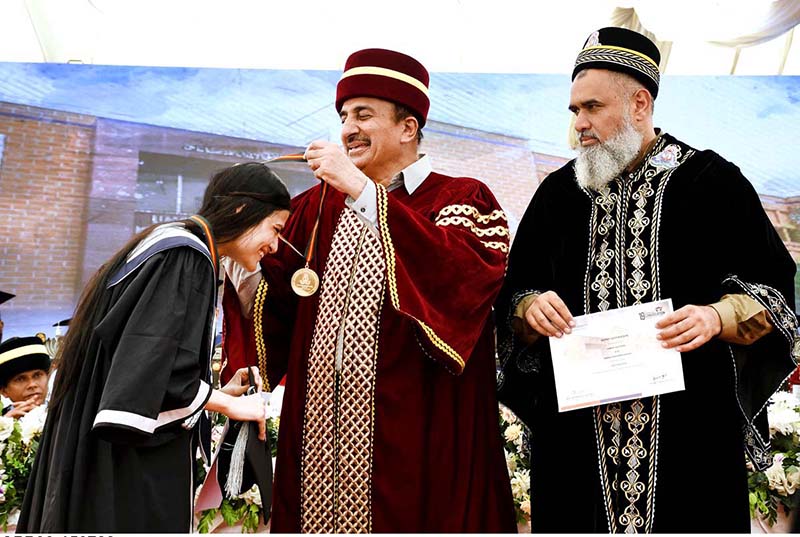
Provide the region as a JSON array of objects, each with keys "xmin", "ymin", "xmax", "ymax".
[{"xmin": 0, "ymin": 0, "xmax": 799, "ymax": 75}]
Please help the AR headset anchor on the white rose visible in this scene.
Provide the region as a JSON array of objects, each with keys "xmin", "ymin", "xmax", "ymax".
[
  {"xmin": 238, "ymin": 484, "xmax": 262, "ymax": 507},
  {"xmin": 520, "ymin": 498, "xmax": 531, "ymax": 516},
  {"xmin": 7, "ymin": 509, "xmax": 19, "ymax": 525},
  {"xmin": 765, "ymin": 459, "xmax": 798, "ymax": 496},
  {"xmin": 19, "ymin": 405, "xmax": 46, "ymax": 445},
  {"xmin": 504, "ymin": 424, "xmax": 522, "ymax": 444},
  {"xmin": 505, "ymin": 450, "xmax": 517, "ymax": 474},
  {"xmin": 510, "ymin": 469, "xmax": 530, "ymax": 499},
  {"xmin": 786, "ymin": 467, "xmax": 800, "ymax": 495},
  {"xmin": 0, "ymin": 417, "xmax": 14, "ymax": 442},
  {"xmin": 768, "ymin": 393, "xmax": 800, "ymax": 435},
  {"xmin": 500, "ymin": 405, "xmax": 517, "ymax": 425},
  {"xmin": 266, "ymin": 385, "xmax": 284, "ymax": 419},
  {"xmin": 769, "ymin": 408, "xmax": 800, "ymax": 436},
  {"xmin": 770, "ymin": 391, "xmax": 797, "ymax": 409}
]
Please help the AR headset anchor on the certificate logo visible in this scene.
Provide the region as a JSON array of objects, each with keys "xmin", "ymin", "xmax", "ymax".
[{"xmin": 638, "ymin": 305, "xmax": 666, "ymax": 321}]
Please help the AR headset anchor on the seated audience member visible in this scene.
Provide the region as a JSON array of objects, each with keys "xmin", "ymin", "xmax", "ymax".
[{"xmin": 0, "ymin": 336, "xmax": 50, "ymax": 418}]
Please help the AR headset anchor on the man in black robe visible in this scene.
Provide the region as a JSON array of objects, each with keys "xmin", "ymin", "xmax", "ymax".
[{"xmin": 496, "ymin": 27, "xmax": 798, "ymax": 533}]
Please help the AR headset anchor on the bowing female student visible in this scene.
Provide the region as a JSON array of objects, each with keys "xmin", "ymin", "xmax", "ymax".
[{"xmin": 18, "ymin": 162, "xmax": 291, "ymax": 532}]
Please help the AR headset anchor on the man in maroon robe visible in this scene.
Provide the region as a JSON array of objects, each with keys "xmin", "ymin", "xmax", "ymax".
[{"xmin": 222, "ymin": 48, "xmax": 517, "ymax": 532}]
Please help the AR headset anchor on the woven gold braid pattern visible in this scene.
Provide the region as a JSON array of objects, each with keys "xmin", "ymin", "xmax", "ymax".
[
  {"xmin": 435, "ymin": 204, "xmax": 506, "ymax": 223},
  {"xmin": 253, "ymin": 278, "xmax": 270, "ymax": 391},
  {"xmin": 376, "ymin": 185, "xmax": 400, "ymax": 310},
  {"xmin": 435, "ymin": 216, "xmax": 510, "ymax": 238},
  {"xmin": 299, "ymin": 209, "xmax": 384, "ymax": 533},
  {"xmin": 336, "ymin": 219, "xmax": 384, "ymax": 533},
  {"xmin": 576, "ymin": 48, "xmax": 659, "ymax": 87}
]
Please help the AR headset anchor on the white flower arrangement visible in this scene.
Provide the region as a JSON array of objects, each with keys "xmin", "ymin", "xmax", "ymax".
[
  {"xmin": 499, "ymin": 403, "xmax": 530, "ymax": 525},
  {"xmin": 748, "ymin": 390, "xmax": 800, "ymax": 527},
  {"xmin": 0, "ymin": 406, "xmax": 46, "ymax": 530}
]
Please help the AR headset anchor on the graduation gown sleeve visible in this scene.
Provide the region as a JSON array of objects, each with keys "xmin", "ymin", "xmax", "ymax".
[{"xmin": 92, "ymin": 248, "xmax": 214, "ymax": 442}]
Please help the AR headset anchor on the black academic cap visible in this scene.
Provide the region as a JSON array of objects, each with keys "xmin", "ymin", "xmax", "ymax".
[
  {"xmin": 0, "ymin": 336, "xmax": 51, "ymax": 385},
  {"xmin": 0, "ymin": 292, "xmax": 14, "ymax": 306},
  {"xmin": 216, "ymin": 418, "xmax": 273, "ymax": 522},
  {"xmin": 52, "ymin": 318, "xmax": 71, "ymax": 327}
]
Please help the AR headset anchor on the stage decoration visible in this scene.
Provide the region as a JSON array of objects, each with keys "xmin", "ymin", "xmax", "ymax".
[
  {"xmin": 0, "ymin": 405, "xmax": 46, "ymax": 531},
  {"xmin": 749, "ymin": 390, "xmax": 800, "ymax": 530}
]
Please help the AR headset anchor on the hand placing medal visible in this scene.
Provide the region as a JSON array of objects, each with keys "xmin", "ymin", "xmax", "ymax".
[
  {"xmin": 266, "ymin": 153, "xmax": 323, "ymax": 297},
  {"xmin": 269, "ymin": 142, "xmax": 368, "ymax": 297}
]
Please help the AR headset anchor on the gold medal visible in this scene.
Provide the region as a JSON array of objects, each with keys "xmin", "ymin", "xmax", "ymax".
[
  {"xmin": 291, "ymin": 266, "xmax": 319, "ymax": 297},
  {"xmin": 268, "ymin": 164, "xmax": 327, "ymax": 298}
]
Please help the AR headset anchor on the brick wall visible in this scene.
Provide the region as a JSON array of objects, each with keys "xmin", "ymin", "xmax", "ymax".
[
  {"xmin": 422, "ymin": 121, "xmax": 543, "ymax": 231},
  {"xmin": 0, "ymin": 102, "xmax": 95, "ymax": 310},
  {"xmin": 761, "ymin": 195, "xmax": 800, "ymax": 263}
]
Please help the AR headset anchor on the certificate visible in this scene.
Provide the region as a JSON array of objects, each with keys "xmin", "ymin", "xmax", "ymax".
[{"xmin": 549, "ymin": 298, "xmax": 684, "ymax": 412}]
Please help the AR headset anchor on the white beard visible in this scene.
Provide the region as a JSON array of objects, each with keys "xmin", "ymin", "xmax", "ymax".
[{"xmin": 574, "ymin": 118, "xmax": 643, "ymax": 191}]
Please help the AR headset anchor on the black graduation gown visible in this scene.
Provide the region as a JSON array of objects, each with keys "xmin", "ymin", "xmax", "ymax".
[
  {"xmin": 18, "ymin": 227, "xmax": 216, "ymax": 532},
  {"xmin": 496, "ymin": 133, "xmax": 798, "ymax": 533}
]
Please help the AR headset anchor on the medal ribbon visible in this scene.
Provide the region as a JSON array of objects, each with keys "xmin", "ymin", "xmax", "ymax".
[
  {"xmin": 188, "ymin": 214, "xmax": 219, "ymax": 280},
  {"xmin": 266, "ymin": 153, "xmax": 327, "ymax": 271},
  {"xmin": 302, "ymin": 182, "xmax": 328, "ymax": 268}
]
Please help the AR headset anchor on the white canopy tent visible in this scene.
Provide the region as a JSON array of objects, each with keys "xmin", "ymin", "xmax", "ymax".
[{"xmin": 0, "ymin": 0, "xmax": 798, "ymax": 75}]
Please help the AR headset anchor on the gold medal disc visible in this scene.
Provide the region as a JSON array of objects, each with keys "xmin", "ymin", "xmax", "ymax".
[{"xmin": 291, "ymin": 267, "xmax": 319, "ymax": 297}]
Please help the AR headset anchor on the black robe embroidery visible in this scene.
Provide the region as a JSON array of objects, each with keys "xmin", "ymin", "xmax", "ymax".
[{"xmin": 497, "ymin": 133, "xmax": 798, "ymax": 533}]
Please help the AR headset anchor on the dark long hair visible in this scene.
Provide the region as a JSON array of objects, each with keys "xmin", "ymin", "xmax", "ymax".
[{"xmin": 50, "ymin": 162, "xmax": 291, "ymax": 409}]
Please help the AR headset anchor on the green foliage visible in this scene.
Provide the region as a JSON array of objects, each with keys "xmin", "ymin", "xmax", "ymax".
[
  {"xmin": 499, "ymin": 404, "xmax": 531, "ymax": 524},
  {"xmin": 747, "ymin": 391, "xmax": 800, "ymax": 526},
  {"xmin": 195, "ymin": 416, "xmax": 279, "ymax": 533},
  {"xmin": 0, "ymin": 408, "xmax": 47, "ymax": 531}
]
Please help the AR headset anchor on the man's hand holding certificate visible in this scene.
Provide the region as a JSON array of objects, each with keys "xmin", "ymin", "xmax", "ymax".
[{"xmin": 549, "ymin": 299, "xmax": 685, "ymax": 412}]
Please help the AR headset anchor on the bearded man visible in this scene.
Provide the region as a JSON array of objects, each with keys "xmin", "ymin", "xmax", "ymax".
[{"xmin": 496, "ymin": 27, "xmax": 798, "ymax": 533}]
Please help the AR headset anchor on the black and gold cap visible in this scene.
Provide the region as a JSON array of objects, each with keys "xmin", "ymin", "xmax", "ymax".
[{"xmin": 573, "ymin": 27, "xmax": 661, "ymax": 99}]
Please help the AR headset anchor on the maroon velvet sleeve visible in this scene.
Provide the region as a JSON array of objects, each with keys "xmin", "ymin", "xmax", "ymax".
[{"xmin": 376, "ymin": 176, "xmax": 509, "ymax": 374}]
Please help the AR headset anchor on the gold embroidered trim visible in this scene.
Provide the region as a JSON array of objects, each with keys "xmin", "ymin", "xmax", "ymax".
[
  {"xmin": 435, "ymin": 204, "xmax": 507, "ymax": 224},
  {"xmin": 435, "ymin": 216, "xmax": 510, "ymax": 238},
  {"xmin": 300, "ymin": 210, "xmax": 383, "ymax": 533},
  {"xmin": 596, "ymin": 397, "xmax": 659, "ymax": 533},
  {"xmin": 253, "ymin": 278, "xmax": 270, "ymax": 391},
  {"xmin": 376, "ymin": 185, "xmax": 465, "ymax": 372},
  {"xmin": 376, "ymin": 184, "xmax": 401, "ymax": 310},
  {"xmin": 482, "ymin": 241, "xmax": 509, "ymax": 253}
]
